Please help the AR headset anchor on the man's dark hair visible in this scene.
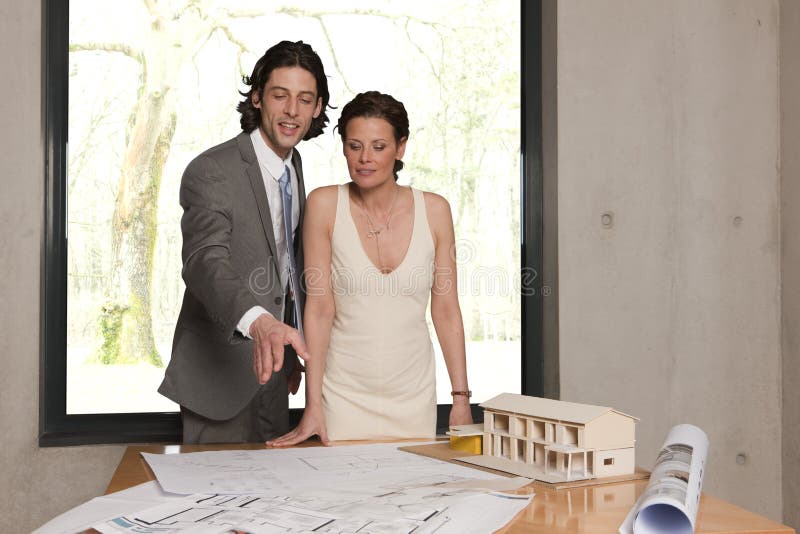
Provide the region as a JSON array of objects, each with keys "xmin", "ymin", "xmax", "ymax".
[
  {"xmin": 237, "ymin": 40, "xmax": 330, "ymax": 139},
  {"xmin": 336, "ymin": 91, "xmax": 410, "ymax": 180}
]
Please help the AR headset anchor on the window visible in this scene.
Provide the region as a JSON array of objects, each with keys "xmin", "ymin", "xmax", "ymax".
[{"xmin": 41, "ymin": 0, "xmax": 545, "ymax": 445}]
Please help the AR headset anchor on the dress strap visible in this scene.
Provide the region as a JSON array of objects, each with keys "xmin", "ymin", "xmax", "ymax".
[
  {"xmin": 337, "ymin": 183, "xmax": 350, "ymax": 213},
  {"xmin": 411, "ymin": 187, "xmax": 433, "ymax": 249},
  {"xmin": 334, "ymin": 184, "xmax": 355, "ymax": 239}
]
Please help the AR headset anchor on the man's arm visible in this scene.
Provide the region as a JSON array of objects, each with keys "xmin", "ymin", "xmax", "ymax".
[{"xmin": 180, "ymin": 154, "xmax": 261, "ymax": 338}]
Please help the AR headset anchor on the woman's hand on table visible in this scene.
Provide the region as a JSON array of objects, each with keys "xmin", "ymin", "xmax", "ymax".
[{"xmin": 266, "ymin": 404, "xmax": 329, "ymax": 447}]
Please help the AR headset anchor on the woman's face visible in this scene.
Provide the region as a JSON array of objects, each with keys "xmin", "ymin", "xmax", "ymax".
[{"xmin": 343, "ymin": 116, "xmax": 406, "ymax": 188}]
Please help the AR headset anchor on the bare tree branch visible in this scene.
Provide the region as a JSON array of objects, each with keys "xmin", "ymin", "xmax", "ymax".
[
  {"xmin": 315, "ymin": 18, "xmax": 354, "ymax": 95},
  {"xmin": 176, "ymin": 0, "xmax": 204, "ymax": 19},
  {"xmin": 214, "ymin": 24, "xmax": 249, "ymax": 77},
  {"xmin": 214, "ymin": 24, "xmax": 248, "ymax": 56},
  {"xmin": 188, "ymin": 24, "xmax": 249, "ymax": 86},
  {"xmin": 221, "ymin": 8, "xmax": 268, "ymax": 19},
  {"xmin": 274, "ymin": 6, "xmax": 451, "ymax": 96},
  {"xmin": 277, "ymin": 6, "xmax": 447, "ymax": 31},
  {"xmin": 70, "ymin": 43, "xmax": 142, "ymax": 62},
  {"xmin": 403, "ymin": 18, "xmax": 444, "ymax": 80}
]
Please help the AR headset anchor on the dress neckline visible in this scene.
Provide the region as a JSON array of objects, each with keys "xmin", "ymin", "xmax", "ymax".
[{"xmin": 345, "ymin": 183, "xmax": 416, "ymax": 276}]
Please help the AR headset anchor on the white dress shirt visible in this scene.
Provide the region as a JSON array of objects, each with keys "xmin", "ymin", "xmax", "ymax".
[{"xmin": 236, "ymin": 129, "xmax": 301, "ymax": 338}]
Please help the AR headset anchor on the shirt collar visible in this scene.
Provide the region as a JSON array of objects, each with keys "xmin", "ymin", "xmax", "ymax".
[{"xmin": 249, "ymin": 128, "xmax": 293, "ymax": 181}]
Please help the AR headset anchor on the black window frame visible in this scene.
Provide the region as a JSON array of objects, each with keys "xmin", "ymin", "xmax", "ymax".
[{"xmin": 40, "ymin": 0, "xmax": 546, "ymax": 446}]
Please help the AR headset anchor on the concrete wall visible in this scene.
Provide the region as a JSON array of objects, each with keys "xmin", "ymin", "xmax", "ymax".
[
  {"xmin": 555, "ymin": 0, "xmax": 786, "ymax": 522},
  {"xmin": 780, "ymin": 0, "xmax": 800, "ymax": 529},
  {"xmin": 0, "ymin": 1, "xmax": 124, "ymax": 531}
]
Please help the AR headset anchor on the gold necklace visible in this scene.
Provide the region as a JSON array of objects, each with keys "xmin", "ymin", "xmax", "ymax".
[
  {"xmin": 357, "ymin": 185, "xmax": 400, "ymax": 238},
  {"xmin": 356, "ymin": 185, "xmax": 400, "ymax": 273}
]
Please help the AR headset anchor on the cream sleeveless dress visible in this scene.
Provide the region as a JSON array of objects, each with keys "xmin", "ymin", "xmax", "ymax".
[{"xmin": 322, "ymin": 184, "xmax": 437, "ymax": 440}]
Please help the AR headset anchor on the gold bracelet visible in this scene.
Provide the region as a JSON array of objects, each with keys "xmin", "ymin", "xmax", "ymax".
[{"xmin": 451, "ymin": 390, "xmax": 472, "ymax": 398}]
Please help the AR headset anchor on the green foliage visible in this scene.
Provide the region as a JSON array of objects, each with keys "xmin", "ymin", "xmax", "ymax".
[
  {"xmin": 94, "ymin": 299, "xmax": 164, "ymax": 367},
  {"xmin": 126, "ymin": 293, "xmax": 164, "ymax": 368},
  {"xmin": 147, "ymin": 346, "xmax": 164, "ymax": 367},
  {"xmin": 97, "ymin": 302, "xmax": 127, "ymax": 365}
]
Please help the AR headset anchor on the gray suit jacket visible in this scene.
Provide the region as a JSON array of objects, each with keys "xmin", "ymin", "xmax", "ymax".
[{"xmin": 158, "ymin": 131, "xmax": 306, "ymax": 420}]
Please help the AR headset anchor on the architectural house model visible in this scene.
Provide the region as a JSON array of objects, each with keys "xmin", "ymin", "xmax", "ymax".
[{"xmin": 457, "ymin": 393, "xmax": 639, "ymax": 483}]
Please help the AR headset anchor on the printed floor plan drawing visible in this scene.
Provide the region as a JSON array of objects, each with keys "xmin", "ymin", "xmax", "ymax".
[
  {"xmin": 94, "ymin": 489, "xmax": 531, "ymax": 534},
  {"xmin": 89, "ymin": 443, "xmax": 533, "ymax": 534},
  {"xmin": 141, "ymin": 442, "xmax": 503, "ymax": 495}
]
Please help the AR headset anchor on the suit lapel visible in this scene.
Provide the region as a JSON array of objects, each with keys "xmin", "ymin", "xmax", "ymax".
[
  {"xmin": 237, "ymin": 132, "xmax": 279, "ymax": 267},
  {"xmin": 291, "ymin": 150, "xmax": 306, "ymax": 315},
  {"xmin": 292, "ymin": 150, "xmax": 306, "ymax": 253}
]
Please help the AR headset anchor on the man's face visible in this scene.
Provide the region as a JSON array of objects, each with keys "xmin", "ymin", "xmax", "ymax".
[{"xmin": 252, "ymin": 66, "xmax": 322, "ymax": 159}]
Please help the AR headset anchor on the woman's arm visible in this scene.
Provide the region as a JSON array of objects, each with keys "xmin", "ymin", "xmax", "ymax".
[
  {"xmin": 426, "ymin": 192, "xmax": 474, "ymax": 427},
  {"xmin": 267, "ymin": 186, "xmax": 338, "ymax": 446}
]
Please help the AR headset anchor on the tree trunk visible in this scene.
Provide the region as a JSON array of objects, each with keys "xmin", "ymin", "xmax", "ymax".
[
  {"xmin": 100, "ymin": 89, "xmax": 177, "ymax": 366},
  {"xmin": 95, "ymin": 0, "xmax": 230, "ymax": 365}
]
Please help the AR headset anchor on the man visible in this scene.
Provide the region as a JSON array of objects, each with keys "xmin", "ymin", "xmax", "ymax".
[{"xmin": 159, "ymin": 41, "xmax": 331, "ymax": 443}]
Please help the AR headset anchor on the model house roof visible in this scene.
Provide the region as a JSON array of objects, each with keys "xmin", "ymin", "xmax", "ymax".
[{"xmin": 480, "ymin": 393, "xmax": 639, "ymax": 424}]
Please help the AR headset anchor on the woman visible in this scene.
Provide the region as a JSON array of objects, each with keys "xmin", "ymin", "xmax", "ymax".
[{"xmin": 268, "ymin": 91, "xmax": 472, "ymax": 444}]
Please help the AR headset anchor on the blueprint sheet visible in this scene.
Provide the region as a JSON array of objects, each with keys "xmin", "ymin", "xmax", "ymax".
[
  {"xmin": 32, "ymin": 481, "xmax": 183, "ymax": 534},
  {"xmin": 93, "ymin": 490, "xmax": 531, "ymax": 534},
  {"xmin": 90, "ymin": 442, "xmax": 533, "ymax": 533},
  {"xmin": 140, "ymin": 441, "xmax": 507, "ymax": 495}
]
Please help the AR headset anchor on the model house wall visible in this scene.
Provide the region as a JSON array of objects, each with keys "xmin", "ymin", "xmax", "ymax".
[{"xmin": 479, "ymin": 393, "xmax": 638, "ymax": 481}]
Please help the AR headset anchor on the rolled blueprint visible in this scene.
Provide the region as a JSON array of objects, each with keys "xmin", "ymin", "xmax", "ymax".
[{"xmin": 619, "ymin": 423, "xmax": 709, "ymax": 534}]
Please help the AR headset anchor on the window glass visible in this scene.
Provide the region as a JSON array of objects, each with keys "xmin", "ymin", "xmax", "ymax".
[{"xmin": 66, "ymin": 0, "xmax": 520, "ymax": 414}]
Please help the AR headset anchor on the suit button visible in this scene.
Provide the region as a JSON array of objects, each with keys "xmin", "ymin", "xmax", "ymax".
[{"xmin": 274, "ymin": 296, "xmax": 282, "ymax": 305}]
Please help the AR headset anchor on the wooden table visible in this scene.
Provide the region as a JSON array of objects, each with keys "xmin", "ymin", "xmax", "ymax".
[{"xmin": 105, "ymin": 443, "xmax": 794, "ymax": 534}]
